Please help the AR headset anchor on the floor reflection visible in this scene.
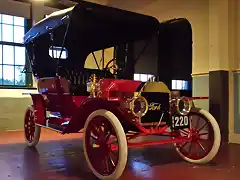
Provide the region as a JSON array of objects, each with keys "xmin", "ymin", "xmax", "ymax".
[
  {"xmin": 20, "ymin": 140, "xmax": 184, "ymax": 180},
  {"xmin": 1, "ymin": 132, "xmax": 240, "ymax": 180},
  {"xmin": 23, "ymin": 147, "xmax": 42, "ymax": 180},
  {"xmin": 22, "ymin": 143, "xmax": 97, "ymax": 180}
]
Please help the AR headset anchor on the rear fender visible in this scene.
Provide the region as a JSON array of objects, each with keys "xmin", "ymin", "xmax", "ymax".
[
  {"xmin": 64, "ymin": 98, "xmax": 133, "ymax": 133},
  {"xmin": 29, "ymin": 94, "xmax": 46, "ymax": 125}
]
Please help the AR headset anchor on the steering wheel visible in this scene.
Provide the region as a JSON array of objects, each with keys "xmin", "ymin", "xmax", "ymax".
[{"xmin": 104, "ymin": 58, "xmax": 120, "ymax": 75}]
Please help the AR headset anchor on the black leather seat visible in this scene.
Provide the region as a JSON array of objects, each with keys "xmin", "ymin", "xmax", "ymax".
[{"xmin": 62, "ymin": 68, "xmax": 114, "ymax": 96}]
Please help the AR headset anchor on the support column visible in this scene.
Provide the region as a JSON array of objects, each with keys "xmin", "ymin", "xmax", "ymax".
[
  {"xmin": 208, "ymin": 0, "xmax": 236, "ymax": 142},
  {"xmin": 31, "ymin": 1, "xmax": 45, "ymax": 25},
  {"xmin": 30, "ymin": 1, "xmax": 45, "ymax": 88}
]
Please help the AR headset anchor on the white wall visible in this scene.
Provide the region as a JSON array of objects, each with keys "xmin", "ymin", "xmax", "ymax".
[
  {"xmin": 0, "ymin": 0, "xmax": 30, "ymax": 18},
  {"xmin": 0, "ymin": 0, "xmax": 60, "ymax": 24}
]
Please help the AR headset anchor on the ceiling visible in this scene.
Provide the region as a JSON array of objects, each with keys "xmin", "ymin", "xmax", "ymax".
[
  {"xmin": 13, "ymin": 0, "xmax": 106, "ymax": 9},
  {"xmin": 13, "ymin": 0, "xmax": 159, "ymax": 11},
  {"xmin": 13, "ymin": 0, "xmax": 74, "ymax": 9}
]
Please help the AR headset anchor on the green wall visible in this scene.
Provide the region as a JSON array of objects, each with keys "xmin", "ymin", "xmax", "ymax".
[
  {"xmin": 234, "ymin": 72, "xmax": 240, "ymax": 134},
  {"xmin": 192, "ymin": 74, "xmax": 209, "ymax": 111},
  {"xmin": 0, "ymin": 97, "xmax": 32, "ymax": 131}
]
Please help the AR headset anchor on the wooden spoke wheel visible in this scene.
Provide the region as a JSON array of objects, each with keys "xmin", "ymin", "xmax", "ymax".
[
  {"xmin": 174, "ymin": 108, "xmax": 221, "ymax": 164},
  {"xmin": 83, "ymin": 109, "xmax": 128, "ymax": 180},
  {"xmin": 24, "ymin": 105, "xmax": 41, "ymax": 147}
]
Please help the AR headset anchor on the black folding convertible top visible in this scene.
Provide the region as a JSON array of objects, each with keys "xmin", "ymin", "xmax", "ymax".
[{"xmin": 24, "ymin": 0, "xmax": 159, "ymax": 52}]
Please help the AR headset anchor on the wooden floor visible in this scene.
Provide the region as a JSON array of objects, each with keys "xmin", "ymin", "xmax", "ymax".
[{"xmin": 0, "ymin": 129, "xmax": 240, "ymax": 180}]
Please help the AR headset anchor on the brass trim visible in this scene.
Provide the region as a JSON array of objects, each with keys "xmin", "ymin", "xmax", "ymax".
[
  {"xmin": 89, "ymin": 74, "xmax": 97, "ymax": 97},
  {"xmin": 176, "ymin": 96, "xmax": 193, "ymax": 116},
  {"xmin": 129, "ymin": 96, "xmax": 149, "ymax": 117}
]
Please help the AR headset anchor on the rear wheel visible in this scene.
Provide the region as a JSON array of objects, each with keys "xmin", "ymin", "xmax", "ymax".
[
  {"xmin": 83, "ymin": 109, "xmax": 128, "ymax": 180},
  {"xmin": 174, "ymin": 108, "xmax": 221, "ymax": 164},
  {"xmin": 24, "ymin": 105, "xmax": 41, "ymax": 147}
]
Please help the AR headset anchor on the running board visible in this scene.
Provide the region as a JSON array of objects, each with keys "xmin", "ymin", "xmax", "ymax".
[
  {"xmin": 48, "ymin": 123, "xmax": 66, "ymax": 132},
  {"xmin": 35, "ymin": 123, "xmax": 83, "ymax": 134},
  {"xmin": 36, "ymin": 123, "xmax": 64, "ymax": 133}
]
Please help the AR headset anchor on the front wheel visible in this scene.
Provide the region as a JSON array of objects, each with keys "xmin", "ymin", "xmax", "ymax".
[
  {"xmin": 174, "ymin": 108, "xmax": 221, "ymax": 164},
  {"xmin": 24, "ymin": 105, "xmax": 41, "ymax": 147},
  {"xmin": 83, "ymin": 109, "xmax": 128, "ymax": 180}
]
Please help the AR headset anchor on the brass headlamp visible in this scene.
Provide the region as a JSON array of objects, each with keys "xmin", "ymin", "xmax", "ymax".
[
  {"xmin": 129, "ymin": 95, "xmax": 148, "ymax": 117},
  {"xmin": 176, "ymin": 96, "xmax": 193, "ymax": 115}
]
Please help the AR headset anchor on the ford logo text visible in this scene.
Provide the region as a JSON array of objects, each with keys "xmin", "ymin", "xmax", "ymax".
[{"xmin": 149, "ymin": 102, "xmax": 161, "ymax": 111}]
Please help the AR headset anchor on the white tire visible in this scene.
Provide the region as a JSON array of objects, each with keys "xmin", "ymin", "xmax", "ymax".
[
  {"xmin": 24, "ymin": 105, "xmax": 41, "ymax": 147},
  {"xmin": 83, "ymin": 109, "xmax": 128, "ymax": 180},
  {"xmin": 175, "ymin": 108, "xmax": 221, "ymax": 164}
]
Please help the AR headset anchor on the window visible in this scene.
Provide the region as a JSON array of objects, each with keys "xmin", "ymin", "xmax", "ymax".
[
  {"xmin": 49, "ymin": 46, "xmax": 68, "ymax": 59},
  {"xmin": 85, "ymin": 48, "xmax": 114, "ymax": 69},
  {"xmin": 172, "ymin": 80, "xmax": 189, "ymax": 90},
  {"xmin": 134, "ymin": 73, "xmax": 154, "ymax": 82},
  {"xmin": 0, "ymin": 14, "xmax": 28, "ymax": 87}
]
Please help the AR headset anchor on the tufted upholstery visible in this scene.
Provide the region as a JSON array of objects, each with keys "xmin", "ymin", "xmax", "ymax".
[{"xmin": 61, "ymin": 68, "xmax": 114, "ymax": 96}]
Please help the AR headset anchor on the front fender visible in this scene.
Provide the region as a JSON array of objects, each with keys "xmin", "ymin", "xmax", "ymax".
[
  {"xmin": 29, "ymin": 94, "xmax": 46, "ymax": 125},
  {"xmin": 63, "ymin": 98, "xmax": 132, "ymax": 133}
]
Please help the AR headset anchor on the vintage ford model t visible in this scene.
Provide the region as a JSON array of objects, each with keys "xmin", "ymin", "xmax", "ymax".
[{"xmin": 23, "ymin": 1, "xmax": 221, "ymax": 179}]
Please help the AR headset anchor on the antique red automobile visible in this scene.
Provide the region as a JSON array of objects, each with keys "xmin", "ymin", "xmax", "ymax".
[{"xmin": 23, "ymin": 1, "xmax": 221, "ymax": 179}]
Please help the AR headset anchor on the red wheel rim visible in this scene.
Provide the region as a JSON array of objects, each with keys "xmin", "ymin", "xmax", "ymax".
[
  {"xmin": 175, "ymin": 112, "xmax": 214, "ymax": 160},
  {"xmin": 85, "ymin": 116, "xmax": 119, "ymax": 176},
  {"xmin": 24, "ymin": 108, "xmax": 35, "ymax": 143}
]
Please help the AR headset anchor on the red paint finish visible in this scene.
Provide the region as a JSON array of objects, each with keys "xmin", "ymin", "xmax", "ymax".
[
  {"xmin": 30, "ymin": 94, "xmax": 46, "ymax": 125},
  {"xmin": 72, "ymin": 96, "xmax": 88, "ymax": 107},
  {"xmin": 63, "ymin": 98, "xmax": 130, "ymax": 133},
  {"xmin": 187, "ymin": 97, "xmax": 209, "ymax": 100},
  {"xmin": 175, "ymin": 112, "xmax": 214, "ymax": 160},
  {"xmin": 84, "ymin": 115, "xmax": 120, "ymax": 175},
  {"xmin": 24, "ymin": 106, "xmax": 36, "ymax": 143},
  {"xmin": 126, "ymin": 137, "xmax": 191, "ymax": 149},
  {"xmin": 45, "ymin": 95, "xmax": 88, "ymax": 116},
  {"xmin": 98, "ymin": 79, "xmax": 141, "ymax": 100}
]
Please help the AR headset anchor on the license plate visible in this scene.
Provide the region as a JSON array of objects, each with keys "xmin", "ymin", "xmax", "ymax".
[{"xmin": 171, "ymin": 115, "xmax": 190, "ymax": 129}]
